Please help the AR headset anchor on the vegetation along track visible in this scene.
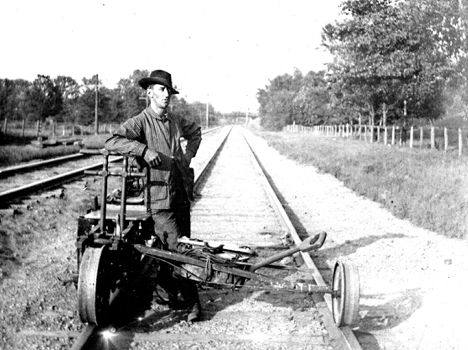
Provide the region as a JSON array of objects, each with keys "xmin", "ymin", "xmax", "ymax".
[{"xmin": 1, "ymin": 126, "xmax": 360, "ymax": 350}]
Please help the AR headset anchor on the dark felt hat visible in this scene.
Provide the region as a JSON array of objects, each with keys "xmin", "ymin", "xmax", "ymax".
[{"xmin": 138, "ymin": 70, "xmax": 179, "ymax": 94}]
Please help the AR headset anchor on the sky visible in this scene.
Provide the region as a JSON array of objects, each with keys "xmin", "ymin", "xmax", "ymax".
[{"xmin": 0, "ymin": 0, "xmax": 343, "ymax": 114}]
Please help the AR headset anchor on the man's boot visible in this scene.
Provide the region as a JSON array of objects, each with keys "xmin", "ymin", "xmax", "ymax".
[
  {"xmin": 179, "ymin": 280, "xmax": 202, "ymax": 322},
  {"xmin": 155, "ymin": 264, "xmax": 184, "ymax": 309},
  {"xmin": 187, "ymin": 299, "xmax": 201, "ymax": 323}
]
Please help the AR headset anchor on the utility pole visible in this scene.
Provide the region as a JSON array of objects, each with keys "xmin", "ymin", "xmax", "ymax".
[
  {"xmin": 94, "ymin": 74, "xmax": 99, "ymax": 135},
  {"xmin": 205, "ymin": 101, "xmax": 209, "ymax": 128}
]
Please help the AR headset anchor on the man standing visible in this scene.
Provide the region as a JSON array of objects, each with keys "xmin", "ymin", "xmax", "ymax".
[{"xmin": 105, "ymin": 69, "xmax": 202, "ymax": 322}]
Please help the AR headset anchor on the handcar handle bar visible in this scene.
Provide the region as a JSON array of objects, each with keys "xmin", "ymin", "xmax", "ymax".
[
  {"xmin": 84, "ymin": 169, "xmax": 146, "ymax": 178},
  {"xmin": 80, "ymin": 149, "xmax": 126, "ymax": 156},
  {"xmin": 249, "ymin": 231, "xmax": 327, "ymax": 272}
]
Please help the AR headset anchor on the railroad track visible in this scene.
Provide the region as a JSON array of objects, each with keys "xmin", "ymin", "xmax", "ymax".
[
  {"xmin": 0, "ymin": 127, "xmax": 230, "ymax": 350},
  {"xmin": 68, "ymin": 126, "xmax": 361, "ymax": 350},
  {"xmin": 0, "ymin": 153, "xmax": 88, "ymax": 178},
  {"xmin": 2, "ymin": 126, "xmax": 361, "ymax": 350},
  {"xmin": 0, "ymin": 127, "xmax": 221, "ymax": 204}
]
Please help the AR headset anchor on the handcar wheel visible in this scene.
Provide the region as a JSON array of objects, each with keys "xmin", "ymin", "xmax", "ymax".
[
  {"xmin": 78, "ymin": 246, "xmax": 116, "ymax": 325},
  {"xmin": 331, "ymin": 260, "xmax": 360, "ymax": 327}
]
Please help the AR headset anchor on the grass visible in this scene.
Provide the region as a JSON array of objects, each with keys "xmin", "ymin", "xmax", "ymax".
[
  {"xmin": 0, "ymin": 145, "xmax": 80, "ymax": 167},
  {"xmin": 81, "ymin": 134, "xmax": 111, "ymax": 149},
  {"xmin": 259, "ymin": 131, "xmax": 468, "ymax": 239},
  {"xmin": 0, "ymin": 134, "xmax": 112, "ymax": 167}
]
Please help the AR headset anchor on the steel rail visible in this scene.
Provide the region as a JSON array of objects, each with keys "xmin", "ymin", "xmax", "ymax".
[
  {"xmin": 0, "ymin": 156, "xmax": 122, "ymax": 203},
  {"xmin": 241, "ymin": 129, "xmax": 362, "ymax": 350},
  {"xmin": 69, "ymin": 325, "xmax": 97, "ymax": 350},
  {"xmin": 194, "ymin": 126, "xmax": 232, "ymax": 188},
  {"xmin": 0, "ymin": 153, "xmax": 87, "ymax": 178}
]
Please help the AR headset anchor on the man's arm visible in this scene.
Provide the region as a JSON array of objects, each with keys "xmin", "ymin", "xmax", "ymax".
[
  {"xmin": 105, "ymin": 117, "xmax": 147, "ymax": 158},
  {"xmin": 106, "ymin": 116, "xmax": 162, "ymax": 167},
  {"xmin": 180, "ymin": 118, "xmax": 202, "ymax": 164}
]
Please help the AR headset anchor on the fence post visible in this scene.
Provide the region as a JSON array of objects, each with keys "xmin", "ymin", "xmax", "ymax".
[
  {"xmin": 458, "ymin": 128, "xmax": 462, "ymax": 157},
  {"xmin": 444, "ymin": 128, "xmax": 448, "ymax": 153},
  {"xmin": 2, "ymin": 118, "xmax": 7, "ymax": 134},
  {"xmin": 36, "ymin": 120, "xmax": 40, "ymax": 137},
  {"xmin": 391, "ymin": 126, "xmax": 395, "ymax": 145},
  {"xmin": 409, "ymin": 126, "xmax": 414, "ymax": 148},
  {"xmin": 21, "ymin": 118, "xmax": 25, "ymax": 138},
  {"xmin": 377, "ymin": 126, "xmax": 380, "ymax": 142},
  {"xmin": 431, "ymin": 127, "xmax": 435, "ymax": 149},
  {"xmin": 420, "ymin": 127, "xmax": 423, "ymax": 149},
  {"xmin": 384, "ymin": 127, "xmax": 388, "ymax": 145}
]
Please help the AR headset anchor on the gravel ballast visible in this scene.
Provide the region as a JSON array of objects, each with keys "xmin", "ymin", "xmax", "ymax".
[
  {"xmin": 1, "ymin": 126, "xmax": 467, "ymax": 349},
  {"xmin": 246, "ymin": 128, "xmax": 468, "ymax": 350}
]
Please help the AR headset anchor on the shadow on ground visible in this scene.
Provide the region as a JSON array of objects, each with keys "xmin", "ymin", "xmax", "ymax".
[{"xmin": 93, "ymin": 257, "xmax": 328, "ymax": 349}]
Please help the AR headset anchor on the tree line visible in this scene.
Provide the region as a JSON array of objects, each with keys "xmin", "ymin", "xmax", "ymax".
[
  {"xmin": 0, "ymin": 69, "xmax": 236, "ymax": 127},
  {"xmin": 257, "ymin": 0, "xmax": 468, "ymax": 130}
]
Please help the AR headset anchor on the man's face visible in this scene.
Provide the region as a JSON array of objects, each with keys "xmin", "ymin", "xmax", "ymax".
[{"xmin": 147, "ymin": 84, "xmax": 171, "ymax": 109}]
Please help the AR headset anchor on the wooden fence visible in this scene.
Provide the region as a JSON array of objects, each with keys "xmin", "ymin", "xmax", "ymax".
[
  {"xmin": 284, "ymin": 123, "xmax": 468, "ymax": 157},
  {"xmin": 0, "ymin": 118, "xmax": 120, "ymax": 140}
]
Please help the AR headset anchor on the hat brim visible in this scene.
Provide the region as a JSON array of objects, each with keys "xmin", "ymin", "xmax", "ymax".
[{"xmin": 138, "ymin": 77, "xmax": 179, "ymax": 94}]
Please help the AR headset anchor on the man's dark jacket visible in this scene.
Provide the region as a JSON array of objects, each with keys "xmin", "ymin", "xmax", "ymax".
[{"xmin": 105, "ymin": 107, "xmax": 202, "ymax": 210}]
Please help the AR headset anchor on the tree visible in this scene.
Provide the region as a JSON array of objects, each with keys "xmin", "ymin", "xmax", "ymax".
[
  {"xmin": 76, "ymin": 75, "xmax": 113, "ymax": 125},
  {"xmin": 293, "ymin": 71, "xmax": 332, "ymax": 125},
  {"xmin": 322, "ymin": 0, "xmax": 466, "ymax": 125},
  {"xmin": 257, "ymin": 70, "xmax": 304, "ymax": 130},
  {"xmin": 25, "ymin": 75, "xmax": 62, "ymax": 121},
  {"xmin": 0, "ymin": 79, "xmax": 16, "ymax": 120},
  {"xmin": 54, "ymin": 75, "xmax": 80, "ymax": 123},
  {"xmin": 112, "ymin": 69, "xmax": 149, "ymax": 122}
]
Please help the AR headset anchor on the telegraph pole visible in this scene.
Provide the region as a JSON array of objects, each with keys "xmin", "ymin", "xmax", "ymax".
[
  {"xmin": 205, "ymin": 101, "xmax": 209, "ymax": 128},
  {"xmin": 94, "ymin": 74, "xmax": 99, "ymax": 134}
]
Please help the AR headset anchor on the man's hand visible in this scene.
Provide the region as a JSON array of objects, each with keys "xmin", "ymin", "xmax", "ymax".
[
  {"xmin": 184, "ymin": 152, "xmax": 193, "ymax": 166},
  {"xmin": 143, "ymin": 148, "xmax": 162, "ymax": 168}
]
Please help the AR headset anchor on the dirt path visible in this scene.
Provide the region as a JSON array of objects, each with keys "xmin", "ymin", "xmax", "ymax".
[{"xmin": 245, "ymin": 128, "xmax": 468, "ymax": 350}]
